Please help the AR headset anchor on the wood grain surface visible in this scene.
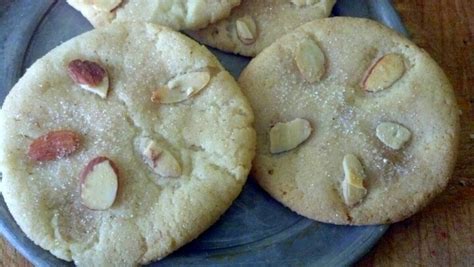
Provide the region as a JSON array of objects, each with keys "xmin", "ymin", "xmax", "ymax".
[{"xmin": 1, "ymin": 0, "xmax": 473, "ymax": 266}]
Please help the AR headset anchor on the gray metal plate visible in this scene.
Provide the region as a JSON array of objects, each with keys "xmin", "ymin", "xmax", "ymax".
[{"xmin": 0, "ymin": 0, "xmax": 407, "ymax": 266}]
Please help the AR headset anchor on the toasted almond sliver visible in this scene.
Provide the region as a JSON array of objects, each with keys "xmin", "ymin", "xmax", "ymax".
[
  {"xmin": 151, "ymin": 71, "xmax": 211, "ymax": 104},
  {"xmin": 270, "ymin": 118, "xmax": 312, "ymax": 154},
  {"xmin": 80, "ymin": 156, "xmax": 119, "ymax": 210},
  {"xmin": 143, "ymin": 140, "xmax": 182, "ymax": 178},
  {"xmin": 295, "ymin": 38, "xmax": 326, "ymax": 83},
  {"xmin": 342, "ymin": 154, "xmax": 367, "ymax": 207},
  {"xmin": 28, "ymin": 130, "xmax": 81, "ymax": 161},
  {"xmin": 68, "ymin": 59, "xmax": 110, "ymax": 98},
  {"xmin": 376, "ymin": 122, "xmax": 411, "ymax": 150},
  {"xmin": 236, "ymin": 16, "xmax": 257, "ymax": 45},
  {"xmin": 363, "ymin": 53, "xmax": 406, "ymax": 92}
]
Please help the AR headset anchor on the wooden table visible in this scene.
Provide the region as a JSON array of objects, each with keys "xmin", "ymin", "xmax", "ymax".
[{"xmin": 1, "ymin": 0, "xmax": 473, "ymax": 266}]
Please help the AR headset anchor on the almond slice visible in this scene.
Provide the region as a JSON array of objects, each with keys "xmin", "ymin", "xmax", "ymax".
[
  {"xmin": 28, "ymin": 130, "xmax": 81, "ymax": 161},
  {"xmin": 92, "ymin": 0, "xmax": 122, "ymax": 12},
  {"xmin": 270, "ymin": 118, "xmax": 312, "ymax": 154},
  {"xmin": 80, "ymin": 157, "xmax": 119, "ymax": 210},
  {"xmin": 376, "ymin": 122, "xmax": 411, "ymax": 150},
  {"xmin": 68, "ymin": 59, "xmax": 109, "ymax": 98},
  {"xmin": 151, "ymin": 71, "xmax": 211, "ymax": 104},
  {"xmin": 143, "ymin": 140, "xmax": 181, "ymax": 178},
  {"xmin": 295, "ymin": 38, "xmax": 326, "ymax": 83},
  {"xmin": 236, "ymin": 16, "xmax": 257, "ymax": 45},
  {"xmin": 363, "ymin": 53, "xmax": 406, "ymax": 92},
  {"xmin": 342, "ymin": 154, "xmax": 367, "ymax": 207}
]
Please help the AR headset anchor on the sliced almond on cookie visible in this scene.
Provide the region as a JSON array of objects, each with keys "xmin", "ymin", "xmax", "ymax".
[
  {"xmin": 92, "ymin": 0, "xmax": 122, "ymax": 12},
  {"xmin": 236, "ymin": 16, "xmax": 257, "ymax": 45},
  {"xmin": 143, "ymin": 140, "xmax": 181, "ymax": 178},
  {"xmin": 295, "ymin": 38, "xmax": 326, "ymax": 83},
  {"xmin": 68, "ymin": 59, "xmax": 109, "ymax": 98},
  {"xmin": 270, "ymin": 118, "xmax": 312, "ymax": 154},
  {"xmin": 80, "ymin": 156, "xmax": 119, "ymax": 210},
  {"xmin": 362, "ymin": 53, "xmax": 406, "ymax": 92},
  {"xmin": 151, "ymin": 71, "xmax": 211, "ymax": 104},
  {"xmin": 376, "ymin": 122, "xmax": 411, "ymax": 150},
  {"xmin": 28, "ymin": 130, "xmax": 81, "ymax": 161},
  {"xmin": 342, "ymin": 154, "xmax": 367, "ymax": 207}
]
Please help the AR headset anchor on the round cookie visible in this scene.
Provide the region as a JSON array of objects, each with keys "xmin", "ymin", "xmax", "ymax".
[
  {"xmin": 187, "ymin": 0, "xmax": 336, "ymax": 57},
  {"xmin": 66, "ymin": 0, "xmax": 241, "ymax": 30},
  {"xmin": 0, "ymin": 22, "xmax": 255, "ymax": 265},
  {"xmin": 238, "ymin": 17, "xmax": 459, "ymax": 225}
]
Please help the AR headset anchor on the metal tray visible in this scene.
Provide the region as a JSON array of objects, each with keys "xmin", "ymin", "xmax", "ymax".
[{"xmin": 0, "ymin": 0, "xmax": 407, "ymax": 266}]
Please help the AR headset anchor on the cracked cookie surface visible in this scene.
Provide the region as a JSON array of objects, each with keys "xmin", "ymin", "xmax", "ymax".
[
  {"xmin": 0, "ymin": 22, "xmax": 255, "ymax": 265},
  {"xmin": 67, "ymin": 0, "xmax": 241, "ymax": 30},
  {"xmin": 238, "ymin": 17, "xmax": 459, "ymax": 225}
]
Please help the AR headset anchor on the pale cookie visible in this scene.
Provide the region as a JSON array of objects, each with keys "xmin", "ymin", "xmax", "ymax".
[
  {"xmin": 66, "ymin": 0, "xmax": 241, "ymax": 30},
  {"xmin": 0, "ymin": 22, "xmax": 255, "ymax": 265},
  {"xmin": 238, "ymin": 17, "xmax": 459, "ymax": 225},
  {"xmin": 188, "ymin": 0, "xmax": 336, "ymax": 57}
]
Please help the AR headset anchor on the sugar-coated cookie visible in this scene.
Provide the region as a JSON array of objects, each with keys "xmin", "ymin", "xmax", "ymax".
[
  {"xmin": 0, "ymin": 22, "xmax": 255, "ymax": 265},
  {"xmin": 238, "ymin": 17, "xmax": 459, "ymax": 225}
]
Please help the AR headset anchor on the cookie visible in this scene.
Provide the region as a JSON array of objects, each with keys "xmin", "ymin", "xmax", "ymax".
[
  {"xmin": 66, "ymin": 0, "xmax": 241, "ymax": 30},
  {"xmin": 238, "ymin": 17, "xmax": 459, "ymax": 225},
  {"xmin": 187, "ymin": 0, "xmax": 336, "ymax": 57},
  {"xmin": 0, "ymin": 22, "xmax": 255, "ymax": 265}
]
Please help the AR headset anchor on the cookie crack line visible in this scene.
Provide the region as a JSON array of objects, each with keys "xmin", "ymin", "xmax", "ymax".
[{"xmin": 184, "ymin": 143, "xmax": 243, "ymax": 182}]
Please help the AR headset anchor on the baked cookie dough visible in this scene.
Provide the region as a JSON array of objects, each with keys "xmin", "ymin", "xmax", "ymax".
[
  {"xmin": 188, "ymin": 0, "xmax": 336, "ymax": 57},
  {"xmin": 67, "ymin": 0, "xmax": 241, "ymax": 30},
  {"xmin": 0, "ymin": 22, "xmax": 255, "ymax": 265},
  {"xmin": 238, "ymin": 17, "xmax": 459, "ymax": 225}
]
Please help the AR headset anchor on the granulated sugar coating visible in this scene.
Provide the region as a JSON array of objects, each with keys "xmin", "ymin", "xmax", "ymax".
[
  {"xmin": 0, "ymin": 23, "xmax": 255, "ymax": 265},
  {"xmin": 239, "ymin": 17, "xmax": 459, "ymax": 225}
]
